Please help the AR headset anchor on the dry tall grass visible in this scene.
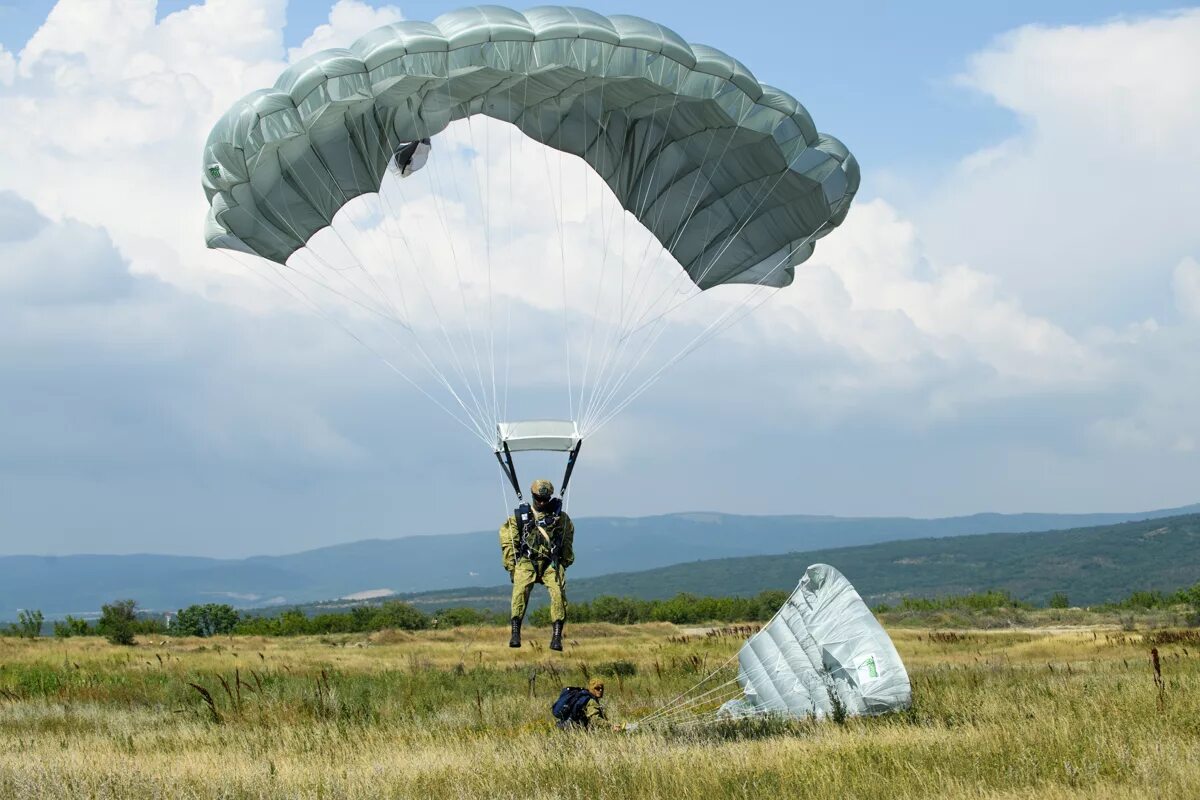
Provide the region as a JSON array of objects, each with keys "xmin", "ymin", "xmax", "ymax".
[{"xmin": 1, "ymin": 622, "xmax": 1197, "ymax": 799}]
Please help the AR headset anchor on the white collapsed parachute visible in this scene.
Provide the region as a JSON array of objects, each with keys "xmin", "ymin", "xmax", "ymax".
[
  {"xmin": 640, "ymin": 564, "xmax": 910, "ymax": 728},
  {"xmin": 720, "ymin": 564, "xmax": 911, "ymax": 719}
]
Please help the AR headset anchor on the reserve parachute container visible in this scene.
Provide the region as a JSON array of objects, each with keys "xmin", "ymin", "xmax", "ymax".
[
  {"xmin": 202, "ymin": 6, "xmax": 859, "ymax": 501},
  {"xmin": 719, "ymin": 564, "xmax": 911, "ymax": 719}
]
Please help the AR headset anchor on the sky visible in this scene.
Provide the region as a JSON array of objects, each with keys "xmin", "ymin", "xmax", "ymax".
[{"xmin": 0, "ymin": 1, "xmax": 1197, "ymax": 557}]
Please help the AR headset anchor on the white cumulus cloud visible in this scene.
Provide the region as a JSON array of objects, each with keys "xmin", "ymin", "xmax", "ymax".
[
  {"xmin": 921, "ymin": 9, "xmax": 1200, "ymax": 326},
  {"xmin": 287, "ymin": 0, "xmax": 404, "ymax": 62}
]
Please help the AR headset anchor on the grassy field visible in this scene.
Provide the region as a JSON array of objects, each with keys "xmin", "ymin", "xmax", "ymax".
[{"xmin": 1, "ymin": 621, "xmax": 1198, "ymax": 799}]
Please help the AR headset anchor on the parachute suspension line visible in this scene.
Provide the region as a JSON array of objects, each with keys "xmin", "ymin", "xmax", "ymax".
[
  {"xmin": 228, "ymin": 171, "xmax": 499, "ymax": 442},
  {"xmin": 528, "ymin": 41, "xmax": 575, "ymax": 424},
  {"xmin": 638, "ymin": 650, "xmax": 744, "ymax": 726},
  {"xmin": 584, "ymin": 146, "xmax": 842, "ymax": 436},
  {"xmin": 637, "ymin": 595, "xmax": 802, "ymax": 727},
  {"xmin": 464, "ymin": 112, "xmax": 500, "ymax": 429},
  {"xmin": 355, "ymin": 121, "xmax": 498, "ymax": 437},
  {"xmin": 347, "ymin": 103, "xmax": 510, "ymax": 443},
  {"xmin": 618, "ymin": 125, "xmax": 746, "ymax": 337},
  {"xmin": 644, "ymin": 678, "xmax": 745, "ymax": 725},
  {"xmin": 449, "ymin": 78, "xmax": 503, "ymax": 439},
  {"xmin": 405, "ymin": 106, "xmax": 499, "ymax": 437},
  {"xmin": 280, "ymin": 137, "xmax": 461, "ymax": 410},
  {"xmin": 504, "ymin": 71, "xmax": 530, "ymax": 427},
  {"xmin": 584, "ymin": 216, "xmax": 810, "ymax": 440},
  {"xmin": 559, "ymin": 75, "xmax": 574, "ymax": 426},
  {"xmin": 575, "ymin": 46, "xmax": 590, "ymax": 421},
  {"xmin": 240, "ymin": 172, "xmax": 402, "ymax": 328},
  {"xmin": 217, "ymin": 249, "xmax": 492, "ymax": 447},
  {"xmin": 576, "ymin": 42, "xmax": 630, "ymax": 432},
  {"xmin": 297, "ymin": 141, "xmax": 410, "ymax": 326},
  {"xmin": 286, "ymin": 246, "xmax": 496, "ymax": 444},
  {"xmin": 485, "ymin": 109, "xmax": 500, "ymax": 429},
  {"xmin": 362, "ymin": 142, "xmax": 505, "ymax": 440},
  {"xmin": 579, "ymin": 120, "xmax": 743, "ymax": 434},
  {"xmin": 365, "ymin": 172, "xmax": 497, "ymax": 438},
  {"xmin": 649, "ymin": 645, "xmax": 831, "ymax": 727},
  {"xmin": 573, "ymin": 60, "xmax": 615, "ymax": 423},
  {"xmin": 404, "ymin": 62, "xmax": 496, "ymax": 440},
  {"xmin": 685, "ymin": 134, "xmax": 830, "ymax": 294},
  {"xmin": 621, "ymin": 106, "xmax": 792, "ymax": 342},
  {"xmin": 585, "ymin": 83, "xmax": 697, "ymax": 428},
  {"xmin": 607, "ymin": 67, "xmax": 683, "ymax": 336},
  {"xmin": 580, "ymin": 314, "xmax": 673, "ymax": 436},
  {"xmin": 587, "ymin": 228, "xmax": 826, "ymax": 437},
  {"xmin": 648, "ymin": 655, "xmax": 805, "ymax": 724},
  {"xmin": 635, "ymin": 164, "xmax": 842, "ymax": 349},
  {"xmin": 576, "ymin": 84, "xmax": 679, "ymax": 431}
]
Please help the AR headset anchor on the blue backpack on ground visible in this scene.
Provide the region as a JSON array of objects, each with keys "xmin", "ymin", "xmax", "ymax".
[{"xmin": 552, "ymin": 686, "xmax": 593, "ymax": 726}]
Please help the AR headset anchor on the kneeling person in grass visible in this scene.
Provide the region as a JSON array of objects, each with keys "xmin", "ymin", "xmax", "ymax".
[{"xmin": 552, "ymin": 678, "xmax": 607, "ymax": 730}]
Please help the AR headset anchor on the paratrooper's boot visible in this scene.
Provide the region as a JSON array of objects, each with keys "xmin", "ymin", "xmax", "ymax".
[
  {"xmin": 508, "ymin": 617, "xmax": 522, "ymax": 648},
  {"xmin": 549, "ymin": 620, "xmax": 564, "ymax": 651}
]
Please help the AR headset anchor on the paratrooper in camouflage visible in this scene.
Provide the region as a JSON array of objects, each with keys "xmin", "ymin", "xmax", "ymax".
[{"xmin": 500, "ymin": 478, "xmax": 574, "ymax": 651}]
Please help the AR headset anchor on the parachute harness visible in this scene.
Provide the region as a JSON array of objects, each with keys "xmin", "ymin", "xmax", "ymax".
[{"xmin": 514, "ymin": 498, "xmax": 565, "ymax": 571}]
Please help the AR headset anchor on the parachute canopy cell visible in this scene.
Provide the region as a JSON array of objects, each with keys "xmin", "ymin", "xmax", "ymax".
[
  {"xmin": 202, "ymin": 5, "xmax": 859, "ymax": 290},
  {"xmin": 720, "ymin": 564, "xmax": 912, "ymax": 720}
]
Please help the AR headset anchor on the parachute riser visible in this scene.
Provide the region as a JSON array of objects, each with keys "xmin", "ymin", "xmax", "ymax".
[
  {"xmin": 560, "ymin": 441, "xmax": 582, "ymax": 497},
  {"xmin": 496, "ymin": 442, "xmax": 524, "ymax": 502}
]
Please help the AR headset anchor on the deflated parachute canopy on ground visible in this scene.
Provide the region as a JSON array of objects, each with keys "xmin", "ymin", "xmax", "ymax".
[
  {"xmin": 720, "ymin": 564, "xmax": 912, "ymax": 719},
  {"xmin": 638, "ymin": 564, "xmax": 910, "ymax": 728}
]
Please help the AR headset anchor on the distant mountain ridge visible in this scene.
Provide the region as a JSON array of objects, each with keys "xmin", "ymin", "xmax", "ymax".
[
  {"xmin": 395, "ymin": 512, "xmax": 1200, "ymax": 611},
  {"xmin": 2, "ymin": 503, "xmax": 1197, "ymax": 618}
]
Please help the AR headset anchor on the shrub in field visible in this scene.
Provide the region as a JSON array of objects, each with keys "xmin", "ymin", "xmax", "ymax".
[
  {"xmin": 98, "ymin": 600, "xmax": 139, "ymax": 645},
  {"xmin": 19, "ymin": 609, "xmax": 44, "ymax": 638},
  {"xmin": 1049, "ymin": 592, "xmax": 1070, "ymax": 609},
  {"xmin": 234, "ymin": 601, "xmax": 430, "ymax": 636},
  {"xmin": 895, "ymin": 590, "xmax": 1031, "ymax": 612},
  {"xmin": 52, "ymin": 615, "xmax": 91, "ymax": 638},
  {"xmin": 597, "ymin": 660, "xmax": 637, "ymax": 678},
  {"xmin": 173, "ymin": 604, "xmax": 240, "ymax": 637},
  {"xmin": 372, "ymin": 601, "xmax": 430, "ymax": 631},
  {"xmin": 1119, "ymin": 590, "xmax": 1173, "ymax": 609},
  {"xmin": 7, "ymin": 609, "xmax": 44, "ymax": 639},
  {"xmin": 534, "ymin": 590, "xmax": 793, "ymax": 626},
  {"xmin": 433, "ymin": 607, "xmax": 504, "ymax": 627}
]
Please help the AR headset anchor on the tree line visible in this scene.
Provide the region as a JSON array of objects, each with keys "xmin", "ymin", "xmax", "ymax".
[{"xmin": 7, "ymin": 582, "xmax": 1199, "ymax": 642}]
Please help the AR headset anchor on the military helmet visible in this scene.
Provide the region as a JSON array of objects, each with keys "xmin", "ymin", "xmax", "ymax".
[{"xmin": 530, "ymin": 478, "xmax": 555, "ymax": 499}]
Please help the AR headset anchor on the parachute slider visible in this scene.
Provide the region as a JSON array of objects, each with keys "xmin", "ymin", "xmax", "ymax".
[
  {"xmin": 496, "ymin": 420, "xmax": 581, "ymax": 453},
  {"xmin": 494, "ymin": 420, "xmax": 583, "ymax": 501}
]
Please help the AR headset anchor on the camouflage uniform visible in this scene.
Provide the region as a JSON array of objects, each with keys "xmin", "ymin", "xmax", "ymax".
[
  {"xmin": 499, "ymin": 484, "xmax": 575, "ymax": 622},
  {"xmin": 582, "ymin": 695, "xmax": 605, "ymax": 726}
]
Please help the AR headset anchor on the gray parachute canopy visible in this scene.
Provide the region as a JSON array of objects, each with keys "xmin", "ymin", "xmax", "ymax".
[
  {"xmin": 202, "ymin": 5, "xmax": 858, "ymax": 290},
  {"xmin": 720, "ymin": 564, "xmax": 911, "ymax": 720}
]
